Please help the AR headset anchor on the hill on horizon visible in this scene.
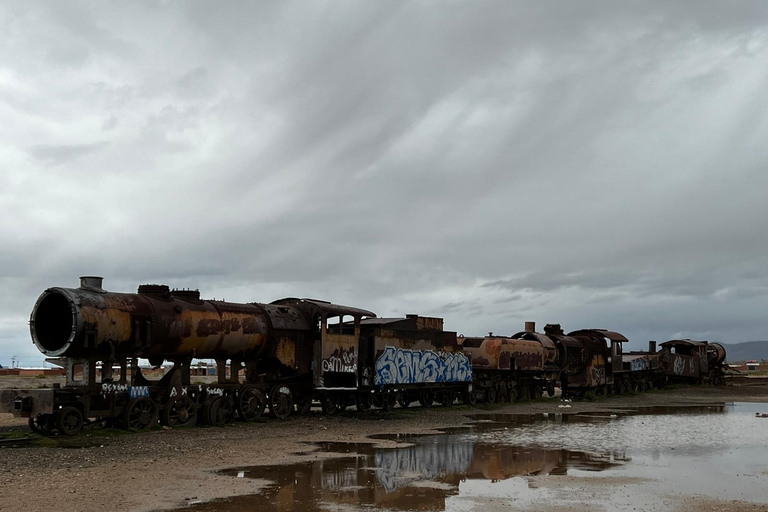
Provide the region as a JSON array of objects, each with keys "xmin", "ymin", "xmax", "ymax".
[{"xmin": 721, "ymin": 340, "xmax": 768, "ymax": 362}]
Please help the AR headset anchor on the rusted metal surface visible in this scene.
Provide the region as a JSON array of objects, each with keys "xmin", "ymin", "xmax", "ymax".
[
  {"xmin": 707, "ymin": 342, "xmax": 727, "ymax": 365},
  {"xmin": 0, "ymin": 389, "xmax": 55, "ymax": 416},
  {"xmin": 30, "ymin": 282, "xmax": 381, "ymax": 362},
  {"xmin": 568, "ymin": 329, "xmax": 629, "ymax": 342},
  {"xmin": 270, "ymin": 298, "xmax": 375, "ymax": 319},
  {"xmin": 660, "ymin": 339, "xmax": 709, "ymax": 380},
  {"xmin": 510, "ymin": 332, "xmax": 559, "ymax": 368},
  {"xmin": 462, "ymin": 337, "xmax": 547, "ymax": 371}
]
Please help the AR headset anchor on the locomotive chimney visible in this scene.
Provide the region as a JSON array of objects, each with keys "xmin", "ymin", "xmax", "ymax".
[
  {"xmin": 79, "ymin": 276, "xmax": 104, "ymax": 292},
  {"xmin": 525, "ymin": 321, "xmax": 535, "ymax": 333},
  {"xmin": 649, "ymin": 340, "xmax": 656, "ymax": 353}
]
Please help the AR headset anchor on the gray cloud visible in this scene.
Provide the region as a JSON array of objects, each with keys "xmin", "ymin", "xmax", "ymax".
[
  {"xmin": 2, "ymin": 1, "xmax": 768, "ymax": 365},
  {"xmin": 28, "ymin": 141, "xmax": 110, "ymax": 165}
]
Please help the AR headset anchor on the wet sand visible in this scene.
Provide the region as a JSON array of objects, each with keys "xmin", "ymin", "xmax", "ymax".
[{"xmin": 1, "ymin": 381, "xmax": 767, "ymax": 512}]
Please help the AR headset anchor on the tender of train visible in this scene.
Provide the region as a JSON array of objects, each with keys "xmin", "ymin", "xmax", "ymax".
[{"xmin": 0, "ymin": 277, "xmax": 728, "ymax": 436}]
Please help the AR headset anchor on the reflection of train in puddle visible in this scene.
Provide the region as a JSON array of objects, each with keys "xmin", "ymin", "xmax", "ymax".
[{"xmin": 184, "ymin": 436, "xmax": 629, "ymax": 512}]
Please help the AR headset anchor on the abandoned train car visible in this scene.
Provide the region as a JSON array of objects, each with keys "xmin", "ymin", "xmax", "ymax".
[{"xmin": 0, "ymin": 276, "xmax": 729, "ymax": 435}]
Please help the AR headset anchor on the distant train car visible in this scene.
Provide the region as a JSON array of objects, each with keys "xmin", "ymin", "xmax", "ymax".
[{"xmin": 659, "ymin": 339, "xmax": 726, "ymax": 386}]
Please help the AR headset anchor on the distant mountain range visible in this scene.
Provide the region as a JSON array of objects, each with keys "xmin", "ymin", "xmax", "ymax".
[{"xmin": 721, "ymin": 341, "xmax": 768, "ymax": 362}]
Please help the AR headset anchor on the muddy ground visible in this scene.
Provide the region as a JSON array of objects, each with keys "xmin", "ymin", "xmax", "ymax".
[{"xmin": 1, "ymin": 378, "xmax": 767, "ymax": 512}]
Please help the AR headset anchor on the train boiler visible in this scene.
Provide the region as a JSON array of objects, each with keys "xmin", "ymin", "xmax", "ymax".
[
  {"xmin": 459, "ymin": 322, "xmax": 563, "ymax": 403},
  {"xmin": 1, "ymin": 277, "xmax": 376, "ymax": 434}
]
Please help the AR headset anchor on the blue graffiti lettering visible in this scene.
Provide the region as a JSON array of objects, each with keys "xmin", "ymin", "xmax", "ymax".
[
  {"xmin": 375, "ymin": 347, "xmax": 472, "ymax": 386},
  {"xmin": 129, "ymin": 386, "xmax": 150, "ymax": 399}
]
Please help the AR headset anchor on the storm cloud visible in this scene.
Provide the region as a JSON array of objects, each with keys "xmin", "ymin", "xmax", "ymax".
[{"xmin": 2, "ymin": 1, "xmax": 768, "ymax": 365}]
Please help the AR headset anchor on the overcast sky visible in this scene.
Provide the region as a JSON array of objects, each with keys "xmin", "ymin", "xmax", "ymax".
[{"xmin": 2, "ymin": 1, "xmax": 768, "ymax": 365}]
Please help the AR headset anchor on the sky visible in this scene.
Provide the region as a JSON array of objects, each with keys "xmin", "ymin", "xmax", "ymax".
[{"xmin": 2, "ymin": 1, "xmax": 768, "ymax": 366}]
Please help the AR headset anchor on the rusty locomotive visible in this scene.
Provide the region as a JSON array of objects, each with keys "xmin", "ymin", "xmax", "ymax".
[{"xmin": 0, "ymin": 277, "xmax": 728, "ymax": 435}]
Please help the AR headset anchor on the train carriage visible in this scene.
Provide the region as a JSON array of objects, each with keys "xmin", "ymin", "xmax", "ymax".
[{"xmin": 0, "ymin": 276, "xmax": 731, "ymax": 436}]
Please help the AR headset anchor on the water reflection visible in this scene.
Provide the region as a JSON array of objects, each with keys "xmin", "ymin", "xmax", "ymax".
[
  {"xmin": 174, "ymin": 402, "xmax": 768, "ymax": 512},
  {"xmin": 184, "ymin": 436, "xmax": 628, "ymax": 512}
]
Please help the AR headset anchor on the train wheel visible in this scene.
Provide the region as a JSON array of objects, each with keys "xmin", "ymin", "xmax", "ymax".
[
  {"xmin": 463, "ymin": 385, "xmax": 477, "ymax": 405},
  {"xmin": 55, "ymin": 407, "xmax": 84, "ymax": 436},
  {"xmin": 418, "ymin": 390, "xmax": 434, "ymax": 408},
  {"xmin": 322, "ymin": 394, "xmax": 339, "ymax": 415},
  {"xmin": 356, "ymin": 392, "xmax": 373, "ymax": 412},
  {"xmin": 518, "ymin": 386, "xmax": 530, "ymax": 402},
  {"xmin": 397, "ymin": 392, "xmax": 411, "ymax": 409},
  {"xmin": 204, "ymin": 396, "xmax": 233, "ymax": 426},
  {"xmin": 269, "ymin": 385, "xmax": 294, "ymax": 419},
  {"xmin": 338, "ymin": 396, "xmax": 349, "ymax": 413},
  {"xmin": 122, "ymin": 398, "xmax": 158, "ymax": 431},
  {"xmin": 295, "ymin": 396, "xmax": 314, "ymax": 415},
  {"xmin": 532, "ymin": 386, "xmax": 543, "ymax": 400},
  {"xmin": 237, "ymin": 386, "xmax": 266, "ymax": 422},
  {"xmin": 29, "ymin": 414, "xmax": 54, "ymax": 436},
  {"xmin": 486, "ymin": 387, "xmax": 497, "ymax": 403},
  {"xmin": 378, "ymin": 391, "xmax": 396, "ymax": 411},
  {"xmin": 162, "ymin": 396, "xmax": 197, "ymax": 427},
  {"xmin": 438, "ymin": 390, "xmax": 456, "ymax": 406},
  {"xmin": 546, "ymin": 382, "xmax": 556, "ymax": 397},
  {"xmin": 507, "ymin": 388, "xmax": 518, "ymax": 403}
]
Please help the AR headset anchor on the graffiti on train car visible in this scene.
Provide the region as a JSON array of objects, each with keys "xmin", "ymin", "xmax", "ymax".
[
  {"xmin": 631, "ymin": 358, "xmax": 647, "ymax": 372},
  {"xmin": 322, "ymin": 346, "xmax": 357, "ymax": 373},
  {"xmin": 673, "ymin": 356, "xmax": 686, "ymax": 375},
  {"xmin": 374, "ymin": 346, "xmax": 472, "ymax": 385}
]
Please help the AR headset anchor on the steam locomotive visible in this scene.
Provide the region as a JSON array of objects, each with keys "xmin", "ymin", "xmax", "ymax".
[{"xmin": 0, "ymin": 277, "xmax": 728, "ymax": 435}]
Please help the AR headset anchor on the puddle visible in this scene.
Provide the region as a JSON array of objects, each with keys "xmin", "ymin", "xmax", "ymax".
[{"xmin": 175, "ymin": 402, "xmax": 768, "ymax": 511}]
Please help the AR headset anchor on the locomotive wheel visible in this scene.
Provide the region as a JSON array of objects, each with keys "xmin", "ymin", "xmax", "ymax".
[
  {"xmin": 437, "ymin": 390, "xmax": 455, "ymax": 406},
  {"xmin": 486, "ymin": 387, "xmax": 497, "ymax": 404},
  {"xmin": 463, "ymin": 385, "xmax": 477, "ymax": 405},
  {"xmin": 205, "ymin": 396, "xmax": 234, "ymax": 426},
  {"xmin": 517, "ymin": 386, "xmax": 530, "ymax": 402},
  {"xmin": 620, "ymin": 380, "xmax": 631, "ymax": 395},
  {"xmin": 418, "ymin": 390, "xmax": 434, "ymax": 408},
  {"xmin": 237, "ymin": 386, "xmax": 266, "ymax": 422},
  {"xmin": 296, "ymin": 396, "xmax": 314, "ymax": 415},
  {"xmin": 56, "ymin": 406, "xmax": 84, "ymax": 436},
  {"xmin": 377, "ymin": 392, "xmax": 396, "ymax": 411},
  {"xmin": 162, "ymin": 396, "xmax": 197, "ymax": 427},
  {"xmin": 532, "ymin": 386, "xmax": 543, "ymax": 400},
  {"xmin": 322, "ymin": 394, "xmax": 339, "ymax": 415},
  {"xmin": 123, "ymin": 398, "xmax": 158, "ymax": 431},
  {"xmin": 269, "ymin": 385, "xmax": 294, "ymax": 419},
  {"xmin": 507, "ymin": 388, "xmax": 517, "ymax": 403},
  {"xmin": 396, "ymin": 392, "xmax": 411, "ymax": 409},
  {"xmin": 546, "ymin": 382, "xmax": 556, "ymax": 397},
  {"xmin": 29, "ymin": 414, "xmax": 54, "ymax": 436},
  {"xmin": 356, "ymin": 392, "xmax": 373, "ymax": 412}
]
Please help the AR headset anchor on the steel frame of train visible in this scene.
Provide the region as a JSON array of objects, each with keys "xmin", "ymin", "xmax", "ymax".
[{"xmin": 0, "ymin": 277, "xmax": 728, "ymax": 436}]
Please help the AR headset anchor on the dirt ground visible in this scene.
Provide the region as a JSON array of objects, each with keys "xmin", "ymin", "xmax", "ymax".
[{"xmin": 1, "ymin": 378, "xmax": 767, "ymax": 512}]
